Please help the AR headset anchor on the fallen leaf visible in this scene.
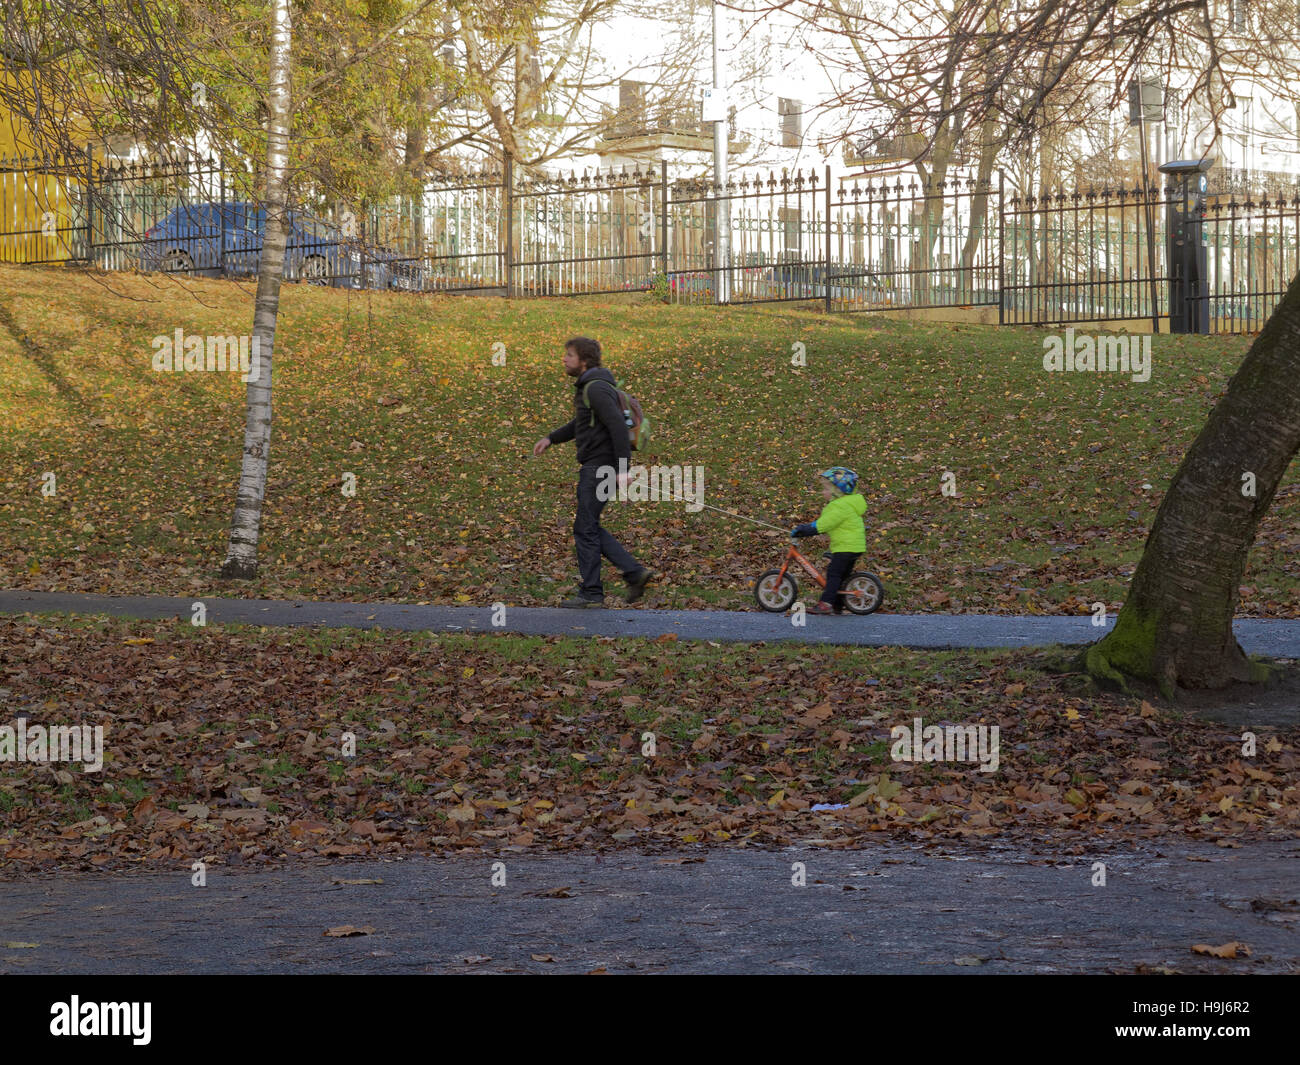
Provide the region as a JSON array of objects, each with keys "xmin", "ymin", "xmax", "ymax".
[
  {"xmin": 1191, "ymin": 941, "xmax": 1250, "ymax": 959},
  {"xmin": 875, "ymin": 775, "xmax": 902, "ymax": 800},
  {"xmin": 324, "ymin": 925, "xmax": 376, "ymax": 937}
]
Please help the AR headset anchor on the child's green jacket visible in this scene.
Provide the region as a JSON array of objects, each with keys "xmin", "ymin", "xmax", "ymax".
[{"xmin": 815, "ymin": 493, "xmax": 867, "ymax": 553}]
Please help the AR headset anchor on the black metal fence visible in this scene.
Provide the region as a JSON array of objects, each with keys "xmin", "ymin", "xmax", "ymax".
[
  {"xmin": 2, "ymin": 149, "xmax": 1297, "ymax": 333},
  {"xmin": 511, "ymin": 161, "xmax": 666, "ymax": 297},
  {"xmin": 0, "ymin": 150, "xmax": 92, "ymax": 265},
  {"xmin": 830, "ymin": 174, "xmax": 999, "ymax": 312},
  {"xmin": 1001, "ymin": 179, "xmax": 1167, "ymax": 326},
  {"xmin": 1200, "ymin": 190, "xmax": 1300, "ymax": 332}
]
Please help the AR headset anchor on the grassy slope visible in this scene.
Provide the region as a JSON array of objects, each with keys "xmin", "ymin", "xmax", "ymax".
[{"xmin": 3, "ymin": 263, "xmax": 1298, "ymax": 615}]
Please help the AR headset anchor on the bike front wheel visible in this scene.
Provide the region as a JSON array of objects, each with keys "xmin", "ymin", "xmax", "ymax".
[{"xmin": 754, "ymin": 569, "xmax": 798, "ymax": 612}]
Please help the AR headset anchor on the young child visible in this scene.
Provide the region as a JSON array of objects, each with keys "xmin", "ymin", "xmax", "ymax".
[{"xmin": 791, "ymin": 467, "xmax": 867, "ymax": 615}]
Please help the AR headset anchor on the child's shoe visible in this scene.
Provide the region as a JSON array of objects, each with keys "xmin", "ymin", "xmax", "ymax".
[{"xmin": 811, "ymin": 602, "xmax": 835, "ymax": 615}]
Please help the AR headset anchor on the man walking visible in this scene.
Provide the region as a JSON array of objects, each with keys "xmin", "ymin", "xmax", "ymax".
[{"xmin": 533, "ymin": 336, "xmax": 655, "ymax": 608}]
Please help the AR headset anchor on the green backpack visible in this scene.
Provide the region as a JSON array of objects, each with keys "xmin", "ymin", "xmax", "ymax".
[{"xmin": 582, "ymin": 379, "xmax": 650, "ymax": 451}]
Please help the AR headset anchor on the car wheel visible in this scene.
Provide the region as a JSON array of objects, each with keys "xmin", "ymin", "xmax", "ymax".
[
  {"xmin": 301, "ymin": 255, "xmax": 329, "ymax": 284},
  {"xmin": 161, "ymin": 250, "xmax": 194, "ymax": 274}
]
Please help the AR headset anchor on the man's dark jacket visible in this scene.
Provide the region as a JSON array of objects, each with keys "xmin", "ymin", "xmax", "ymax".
[{"xmin": 547, "ymin": 366, "xmax": 632, "ymax": 468}]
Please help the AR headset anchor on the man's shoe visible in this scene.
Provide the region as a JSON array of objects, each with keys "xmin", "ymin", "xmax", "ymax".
[
  {"xmin": 559, "ymin": 596, "xmax": 605, "ymax": 609},
  {"xmin": 624, "ymin": 567, "xmax": 656, "ymax": 603}
]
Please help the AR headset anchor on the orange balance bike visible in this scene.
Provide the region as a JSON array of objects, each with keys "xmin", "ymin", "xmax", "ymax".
[{"xmin": 753, "ymin": 538, "xmax": 884, "ymax": 615}]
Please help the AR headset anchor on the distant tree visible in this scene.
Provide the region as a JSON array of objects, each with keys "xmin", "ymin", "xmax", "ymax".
[
  {"xmin": 786, "ymin": 0, "xmax": 1300, "ymax": 691},
  {"xmin": 2, "ymin": 0, "xmax": 454, "ymax": 580}
]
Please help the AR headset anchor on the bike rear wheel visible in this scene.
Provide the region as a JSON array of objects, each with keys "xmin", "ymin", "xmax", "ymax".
[{"xmin": 842, "ymin": 572, "xmax": 884, "ymax": 615}]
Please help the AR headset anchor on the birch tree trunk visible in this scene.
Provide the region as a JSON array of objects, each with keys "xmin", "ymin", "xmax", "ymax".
[
  {"xmin": 1084, "ymin": 269, "xmax": 1300, "ymax": 692},
  {"xmin": 221, "ymin": 0, "xmax": 292, "ymax": 579}
]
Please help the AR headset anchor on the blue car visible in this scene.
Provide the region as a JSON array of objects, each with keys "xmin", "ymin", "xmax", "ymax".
[{"xmin": 140, "ymin": 202, "xmax": 421, "ymax": 290}]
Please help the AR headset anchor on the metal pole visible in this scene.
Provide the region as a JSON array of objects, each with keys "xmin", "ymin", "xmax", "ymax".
[
  {"xmin": 997, "ymin": 169, "xmax": 1005, "ymax": 325},
  {"xmin": 360, "ymin": 210, "xmax": 368, "ymax": 290},
  {"xmin": 219, "ymin": 164, "xmax": 226, "ymax": 277},
  {"xmin": 824, "ymin": 164, "xmax": 832, "ymax": 313},
  {"xmin": 712, "ymin": 0, "xmax": 730, "ymax": 304},
  {"xmin": 503, "ymin": 151, "xmax": 513, "ymax": 299},
  {"xmin": 84, "ymin": 143, "xmax": 94, "ymax": 265},
  {"xmin": 660, "ymin": 159, "xmax": 669, "ymax": 282},
  {"xmin": 1138, "ymin": 110, "xmax": 1160, "ymax": 333}
]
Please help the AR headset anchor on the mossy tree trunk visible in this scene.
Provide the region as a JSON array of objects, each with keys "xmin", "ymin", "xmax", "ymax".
[{"xmin": 1085, "ymin": 270, "xmax": 1300, "ymax": 692}]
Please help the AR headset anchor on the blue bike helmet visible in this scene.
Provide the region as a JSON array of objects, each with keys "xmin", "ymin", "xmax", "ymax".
[{"xmin": 819, "ymin": 467, "xmax": 858, "ymax": 495}]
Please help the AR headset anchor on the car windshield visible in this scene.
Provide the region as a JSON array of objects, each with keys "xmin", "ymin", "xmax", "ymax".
[
  {"xmin": 169, "ymin": 204, "xmax": 215, "ymax": 227},
  {"xmin": 296, "ymin": 216, "xmax": 338, "ymax": 241},
  {"xmin": 223, "ymin": 203, "xmax": 258, "ymax": 228}
]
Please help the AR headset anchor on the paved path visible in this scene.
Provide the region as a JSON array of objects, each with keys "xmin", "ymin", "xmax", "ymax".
[
  {"xmin": 5, "ymin": 590, "xmax": 1300, "ymax": 653},
  {"xmin": 2, "ymin": 840, "xmax": 1296, "ymax": 974}
]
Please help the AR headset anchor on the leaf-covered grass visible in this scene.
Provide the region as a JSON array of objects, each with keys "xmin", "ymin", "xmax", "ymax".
[
  {"xmin": 3, "ymin": 262, "xmax": 1298, "ymax": 615},
  {"xmin": 1, "ymin": 614, "xmax": 1295, "ymax": 875}
]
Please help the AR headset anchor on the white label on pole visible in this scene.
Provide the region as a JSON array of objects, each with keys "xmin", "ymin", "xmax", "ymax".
[{"xmin": 702, "ymin": 87, "xmax": 728, "ymax": 123}]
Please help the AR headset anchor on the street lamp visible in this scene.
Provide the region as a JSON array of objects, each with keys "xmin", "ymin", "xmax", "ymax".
[
  {"xmin": 711, "ymin": 0, "xmax": 730, "ymax": 304},
  {"xmin": 1128, "ymin": 75, "xmax": 1164, "ymax": 332},
  {"xmin": 1159, "ymin": 157, "xmax": 1214, "ymax": 334}
]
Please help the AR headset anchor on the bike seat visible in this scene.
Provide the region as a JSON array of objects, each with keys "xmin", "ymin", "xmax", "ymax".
[{"xmin": 822, "ymin": 552, "xmax": 833, "ymax": 561}]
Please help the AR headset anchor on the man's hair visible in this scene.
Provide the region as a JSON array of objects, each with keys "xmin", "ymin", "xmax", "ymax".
[{"xmin": 565, "ymin": 336, "xmax": 601, "ymax": 367}]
